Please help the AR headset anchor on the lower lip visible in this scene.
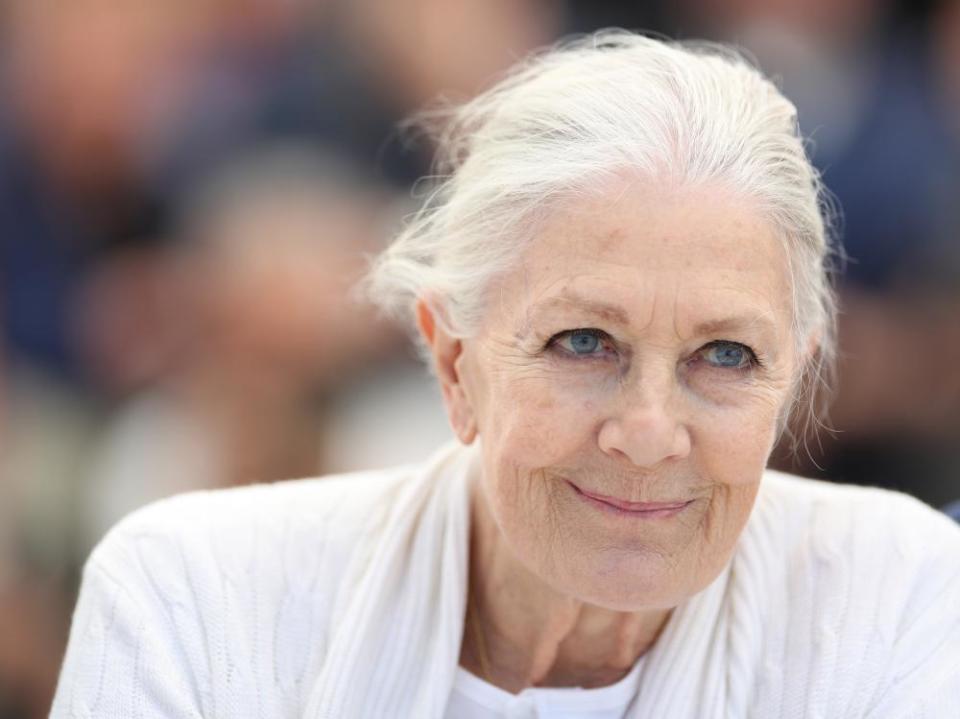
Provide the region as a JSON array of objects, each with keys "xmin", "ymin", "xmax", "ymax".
[{"xmin": 567, "ymin": 482, "xmax": 693, "ymax": 519}]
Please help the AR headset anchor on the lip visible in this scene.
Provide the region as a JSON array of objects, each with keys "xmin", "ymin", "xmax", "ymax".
[{"xmin": 567, "ymin": 481, "xmax": 693, "ymax": 518}]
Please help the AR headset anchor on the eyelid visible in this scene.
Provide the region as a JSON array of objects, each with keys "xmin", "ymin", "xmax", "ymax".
[{"xmin": 547, "ymin": 327, "xmax": 607, "ymax": 344}]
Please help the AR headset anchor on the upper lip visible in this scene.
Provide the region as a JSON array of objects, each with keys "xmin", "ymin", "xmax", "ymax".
[{"xmin": 570, "ymin": 483, "xmax": 692, "ymax": 511}]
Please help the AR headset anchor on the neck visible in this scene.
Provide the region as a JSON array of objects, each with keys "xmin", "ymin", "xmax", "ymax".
[{"xmin": 461, "ymin": 476, "xmax": 672, "ymax": 694}]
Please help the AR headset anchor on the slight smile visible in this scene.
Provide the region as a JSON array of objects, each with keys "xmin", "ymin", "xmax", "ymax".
[{"xmin": 567, "ymin": 481, "xmax": 694, "ymax": 518}]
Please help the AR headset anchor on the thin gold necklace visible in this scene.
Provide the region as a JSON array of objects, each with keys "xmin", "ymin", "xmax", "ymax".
[{"xmin": 467, "ymin": 591, "xmax": 493, "ymax": 682}]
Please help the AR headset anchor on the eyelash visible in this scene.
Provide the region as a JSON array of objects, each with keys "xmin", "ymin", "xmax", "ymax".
[{"xmin": 544, "ymin": 329, "xmax": 764, "ymax": 370}]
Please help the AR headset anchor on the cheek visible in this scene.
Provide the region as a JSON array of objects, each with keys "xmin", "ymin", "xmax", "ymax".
[
  {"xmin": 481, "ymin": 365, "xmax": 606, "ymax": 474},
  {"xmin": 476, "ymin": 369, "xmax": 606, "ymax": 559},
  {"xmin": 687, "ymin": 388, "xmax": 787, "ymax": 564},
  {"xmin": 692, "ymin": 382, "xmax": 787, "ymax": 484}
]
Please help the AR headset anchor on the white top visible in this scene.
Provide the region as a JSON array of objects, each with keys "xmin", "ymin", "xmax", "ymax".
[
  {"xmin": 445, "ymin": 657, "xmax": 644, "ymax": 719},
  {"xmin": 51, "ymin": 441, "xmax": 960, "ymax": 718}
]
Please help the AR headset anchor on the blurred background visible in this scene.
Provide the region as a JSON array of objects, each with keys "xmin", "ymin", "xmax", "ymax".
[{"xmin": 1, "ymin": 0, "xmax": 959, "ymax": 715}]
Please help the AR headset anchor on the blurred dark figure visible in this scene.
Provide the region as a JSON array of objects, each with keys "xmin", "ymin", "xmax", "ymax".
[
  {"xmin": 0, "ymin": 0, "xmax": 333, "ymax": 397},
  {"xmin": 0, "ymin": 0, "xmax": 216, "ymax": 389},
  {"xmin": 80, "ymin": 146, "xmax": 396, "ymax": 547},
  {"xmin": 0, "ymin": 324, "xmax": 74, "ymax": 719},
  {"xmin": 0, "ymin": 8, "xmax": 221, "ymax": 713},
  {"xmin": 946, "ymin": 498, "xmax": 960, "ymax": 522},
  {"xmin": 673, "ymin": 0, "xmax": 960, "ymax": 505},
  {"xmin": 221, "ymin": 0, "xmax": 567, "ymax": 187}
]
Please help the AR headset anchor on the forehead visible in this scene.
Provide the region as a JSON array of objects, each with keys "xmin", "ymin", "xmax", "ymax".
[{"xmin": 494, "ymin": 180, "xmax": 793, "ymax": 338}]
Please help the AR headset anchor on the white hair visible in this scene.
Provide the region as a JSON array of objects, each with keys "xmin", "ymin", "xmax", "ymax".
[{"xmin": 365, "ymin": 30, "xmax": 840, "ymax": 446}]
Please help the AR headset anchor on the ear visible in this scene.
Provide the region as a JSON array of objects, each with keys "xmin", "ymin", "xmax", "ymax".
[{"xmin": 415, "ymin": 298, "xmax": 478, "ymax": 445}]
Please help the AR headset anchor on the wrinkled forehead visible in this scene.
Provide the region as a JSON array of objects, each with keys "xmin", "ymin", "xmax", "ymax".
[{"xmin": 488, "ymin": 181, "xmax": 795, "ymax": 342}]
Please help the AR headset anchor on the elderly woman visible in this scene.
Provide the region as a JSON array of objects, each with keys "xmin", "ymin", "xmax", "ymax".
[{"xmin": 52, "ymin": 32, "xmax": 960, "ymax": 718}]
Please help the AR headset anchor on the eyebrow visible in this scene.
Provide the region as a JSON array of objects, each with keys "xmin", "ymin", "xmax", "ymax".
[
  {"xmin": 525, "ymin": 295, "xmax": 630, "ymax": 326},
  {"xmin": 692, "ymin": 315, "xmax": 779, "ymax": 339}
]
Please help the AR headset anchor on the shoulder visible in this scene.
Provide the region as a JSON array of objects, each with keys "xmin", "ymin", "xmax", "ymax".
[
  {"xmin": 755, "ymin": 470, "xmax": 960, "ymax": 564},
  {"xmin": 752, "ymin": 470, "xmax": 960, "ymax": 602},
  {"xmin": 53, "ymin": 443, "xmax": 472, "ymax": 716},
  {"xmin": 87, "ymin": 457, "xmax": 428, "ymax": 593},
  {"xmin": 85, "ymin": 439, "xmax": 475, "ymax": 618},
  {"xmin": 742, "ymin": 471, "xmax": 960, "ymax": 714}
]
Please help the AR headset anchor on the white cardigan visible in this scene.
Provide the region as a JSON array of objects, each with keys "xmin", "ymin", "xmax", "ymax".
[{"xmin": 51, "ymin": 441, "xmax": 960, "ymax": 718}]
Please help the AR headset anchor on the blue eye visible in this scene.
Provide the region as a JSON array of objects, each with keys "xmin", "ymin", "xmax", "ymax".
[
  {"xmin": 551, "ymin": 329, "xmax": 608, "ymax": 356},
  {"xmin": 702, "ymin": 341, "xmax": 754, "ymax": 369},
  {"xmin": 566, "ymin": 331, "xmax": 600, "ymax": 354}
]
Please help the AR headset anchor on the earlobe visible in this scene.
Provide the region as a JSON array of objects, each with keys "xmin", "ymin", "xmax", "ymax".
[
  {"xmin": 449, "ymin": 351, "xmax": 478, "ymax": 445},
  {"xmin": 415, "ymin": 297, "xmax": 478, "ymax": 445}
]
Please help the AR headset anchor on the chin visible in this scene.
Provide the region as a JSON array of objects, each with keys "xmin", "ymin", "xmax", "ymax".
[{"xmin": 562, "ymin": 545, "xmax": 710, "ymax": 611}]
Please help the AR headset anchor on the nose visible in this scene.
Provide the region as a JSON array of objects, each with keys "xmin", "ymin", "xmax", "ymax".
[{"xmin": 597, "ymin": 379, "xmax": 691, "ymax": 469}]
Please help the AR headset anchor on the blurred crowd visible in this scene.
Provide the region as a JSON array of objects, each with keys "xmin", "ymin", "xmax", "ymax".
[{"xmin": 1, "ymin": 0, "xmax": 959, "ymax": 716}]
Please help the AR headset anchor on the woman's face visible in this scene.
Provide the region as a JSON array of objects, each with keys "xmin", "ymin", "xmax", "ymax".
[{"xmin": 447, "ymin": 180, "xmax": 800, "ymax": 610}]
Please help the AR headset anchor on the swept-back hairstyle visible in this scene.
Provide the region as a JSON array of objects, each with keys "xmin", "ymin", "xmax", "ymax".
[{"xmin": 365, "ymin": 30, "xmax": 840, "ymax": 447}]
